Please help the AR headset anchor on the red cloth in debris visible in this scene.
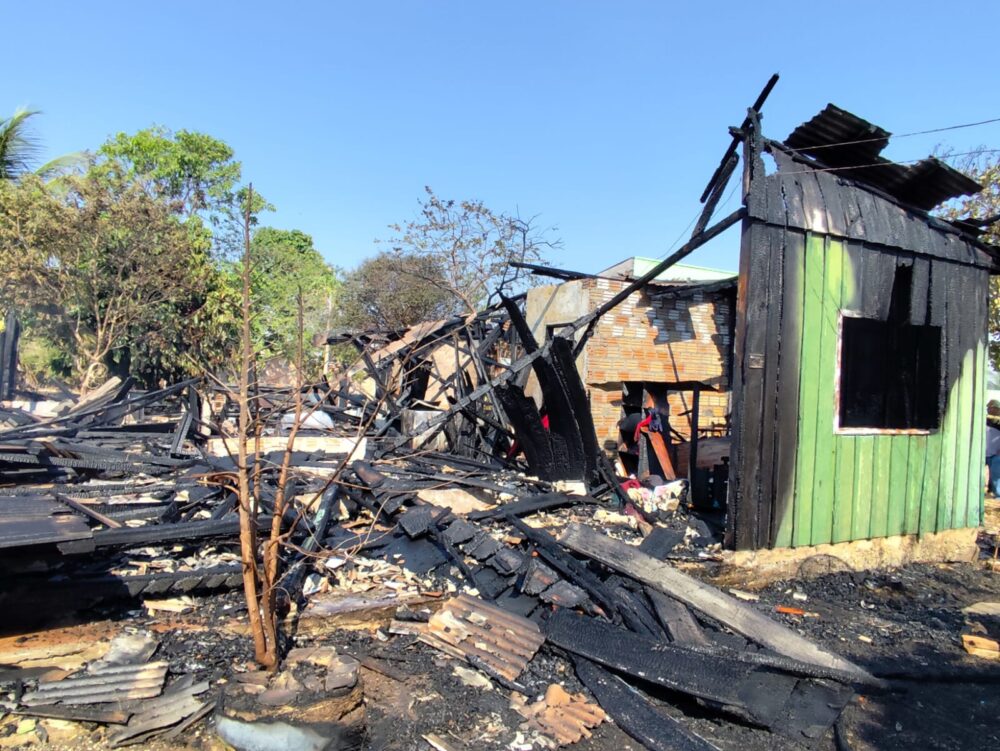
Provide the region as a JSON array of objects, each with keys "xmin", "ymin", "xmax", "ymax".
[
  {"xmin": 506, "ymin": 413, "xmax": 551, "ymax": 459},
  {"xmin": 633, "ymin": 414, "xmax": 652, "ymax": 443},
  {"xmin": 620, "ymin": 477, "xmax": 642, "ymax": 492}
]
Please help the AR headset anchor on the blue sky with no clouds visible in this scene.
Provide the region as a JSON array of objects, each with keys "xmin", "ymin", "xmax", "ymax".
[{"xmin": 6, "ymin": 1, "xmax": 1000, "ymax": 274}]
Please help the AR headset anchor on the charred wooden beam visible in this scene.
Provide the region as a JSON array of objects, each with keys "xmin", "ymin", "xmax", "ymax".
[
  {"xmin": 699, "ymin": 73, "xmax": 779, "ymax": 203},
  {"xmin": 572, "ymin": 208, "xmax": 747, "ymax": 357},
  {"xmin": 510, "ymin": 261, "xmax": 597, "ymax": 281},
  {"xmin": 468, "ymin": 492, "xmax": 594, "ymax": 522},
  {"xmin": 548, "ymin": 609, "xmax": 854, "ymax": 736},
  {"xmin": 572, "ymin": 657, "xmax": 720, "ymax": 751},
  {"xmin": 557, "ymin": 523, "xmax": 880, "ymax": 685}
]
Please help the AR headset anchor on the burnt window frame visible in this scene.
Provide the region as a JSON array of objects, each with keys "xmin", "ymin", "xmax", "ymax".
[{"xmin": 833, "ymin": 309, "xmax": 942, "ymax": 436}]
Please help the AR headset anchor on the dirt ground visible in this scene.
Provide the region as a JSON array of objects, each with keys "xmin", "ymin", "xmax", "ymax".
[{"xmin": 2, "ymin": 521, "xmax": 998, "ymax": 751}]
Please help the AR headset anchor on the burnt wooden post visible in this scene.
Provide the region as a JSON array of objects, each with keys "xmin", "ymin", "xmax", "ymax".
[
  {"xmin": 1, "ymin": 310, "xmax": 20, "ymax": 401},
  {"xmin": 688, "ymin": 384, "xmax": 700, "ymax": 501}
]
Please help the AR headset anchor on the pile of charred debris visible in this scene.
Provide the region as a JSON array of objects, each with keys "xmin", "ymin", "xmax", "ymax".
[{"xmin": 2, "ymin": 292, "xmax": 998, "ymax": 751}]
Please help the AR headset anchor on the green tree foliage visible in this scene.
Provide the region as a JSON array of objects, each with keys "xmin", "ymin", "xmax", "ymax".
[
  {"xmin": 0, "ymin": 108, "xmax": 45, "ymax": 180},
  {"xmin": 938, "ymin": 153, "xmax": 1000, "ymax": 370},
  {"xmin": 340, "ymin": 250, "xmax": 452, "ymax": 330},
  {"xmin": 80, "ymin": 127, "xmax": 273, "ymax": 382},
  {"xmin": 384, "ymin": 186, "xmax": 558, "ymax": 314},
  {"xmin": 95, "ymin": 127, "xmax": 269, "ymax": 257},
  {"xmin": 0, "ymin": 173, "xmax": 219, "ymax": 390},
  {"xmin": 246, "ymin": 227, "xmax": 340, "ymax": 370},
  {"xmin": 98, "ymin": 128, "xmax": 239, "ymax": 212}
]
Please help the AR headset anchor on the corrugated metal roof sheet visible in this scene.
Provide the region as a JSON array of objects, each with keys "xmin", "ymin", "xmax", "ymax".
[
  {"xmin": 784, "ymin": 104, "xmax": 982, "ymax": 212},
  {"xmin": 785, "ymin": 103, "xmax": 890, "ymax": 168}
]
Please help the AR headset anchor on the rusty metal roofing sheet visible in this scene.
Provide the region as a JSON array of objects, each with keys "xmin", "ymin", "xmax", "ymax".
[
  {"xmin": 512, "ymin": 683, "xmax": 606, "ymax": 745},
  {"xmin": 419, "ymin": 593, "xmax": 544, "ymax": 682},
  {"xmin": 784, "ymin": 104, "xmax": 982, "ymax": 211}
]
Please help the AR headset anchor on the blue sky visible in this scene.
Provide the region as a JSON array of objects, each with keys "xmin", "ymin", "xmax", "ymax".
[{"xmin": 6, "ymin": 1, "xmax": 1000, "ymax": 274}]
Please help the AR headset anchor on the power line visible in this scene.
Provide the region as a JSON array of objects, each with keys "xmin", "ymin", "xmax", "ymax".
[
  {"xmin": 770, "ymin": 148, "xmax": 1000, "ymax": 178},
  {"xmin": 785, "ymin": 116, "xmax": 1000, "ymax": 154},
  {"xmin": 659, "ymin": 173, "xmax": 743, "ymax": 259},
  {"xmin": 658, "ymin": 118, "xmax": 1000, "ymax": 258}
]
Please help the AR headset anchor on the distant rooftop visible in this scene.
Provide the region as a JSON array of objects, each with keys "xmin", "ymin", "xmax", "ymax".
[{"xmin": 599, "ymin": 257, "xmax": 736, "ymax": 283}]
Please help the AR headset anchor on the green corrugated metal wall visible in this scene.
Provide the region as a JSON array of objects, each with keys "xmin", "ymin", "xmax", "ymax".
[{"xmin": 772, "ymin": 234, "xmax": 986, "ymax": 548}]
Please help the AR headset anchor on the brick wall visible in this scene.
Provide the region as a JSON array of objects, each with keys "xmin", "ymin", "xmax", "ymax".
[{"xmin": 583, "ymin": 278, "xmax": 732, "ymax": 450}]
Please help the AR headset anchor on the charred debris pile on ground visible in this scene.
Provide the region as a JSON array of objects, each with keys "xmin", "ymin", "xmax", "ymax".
[{"xmin": 2, "ymin": 298, "xmax": 997, "ymax": 751}]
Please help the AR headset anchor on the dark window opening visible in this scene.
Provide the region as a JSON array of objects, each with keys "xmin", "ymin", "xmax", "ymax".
[
  {"xmin": 838, "ymin": 265, "xmax": 941, "ymax": 431},
  {"xmin": 839, "ymin": 318, "xmax": 941, "ymax": 429}
]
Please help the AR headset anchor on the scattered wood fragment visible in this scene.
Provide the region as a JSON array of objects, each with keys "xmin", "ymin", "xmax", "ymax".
[
  {"xmin": 962, "ymin": 634, "xmax": 1000, "ymax": 660},
  {"xmin": 646, "ymin": 589, "xmax": 711, "ymax": 646},
  {"xmin": 423, "ymin": 733, "xmax": 465, "ymax": 751},
  {"xmin": 963, "ymin": 601, "xmax": 1000, "ymax": 617},
  {"xmin": 416, "ymin": 487, "xmax": 493, "ymax": 514},
  {"xmin": 53, "ymin": 493, "xmax": 123, "ymax": 529}
]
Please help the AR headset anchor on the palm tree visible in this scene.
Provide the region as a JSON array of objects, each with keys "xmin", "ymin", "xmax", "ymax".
[{"xmin": 0, "ymin": 108, "xmax": 83, "ymax": 181}]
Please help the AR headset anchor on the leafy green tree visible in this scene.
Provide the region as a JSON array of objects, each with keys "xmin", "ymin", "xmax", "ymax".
[
  {"xmin": 384, "ymin": 186, "xmax": 558, "ymax": 314},
  {"xmin": 938, "ymin": 153, "xmax": 1000, "ymax": 370},
  {"xmin": 95, "ymin": 127, "xmax": 269, "ymax": 257},
  {"xmin": 87, "ymin": 128, "xmax": 272, "ymax": 382},
  {"xmin": 98, "ymin": 128, "xmax": 239, "ymax": 213},
  {"xmin": 340, "ymin": 250, "xmax": 453, "ymax": 331},
  {"xmin": 246, "ymin": 227, "xmax": 340, "ymax": 371},
  {"xmin": 0, "ymin": 173, "xmax": 215, "ymax": 390}
]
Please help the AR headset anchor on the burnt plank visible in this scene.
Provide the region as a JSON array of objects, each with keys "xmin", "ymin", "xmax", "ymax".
[
  {"xmin": 573, "ymin": 657, "xmax": 720, "ymax": 751},
  {"xmin": 840, "ymin": 179, "xmax": 867, "ymax": 240},
  {"xmin": 771, "ymin": 229, "xmax": 806, "ymax": 547},
  {"xmin": 495, "ymin": 386, "xmax": 558, "ymax": 481},
  {"xmin": 549, "ymin": 336, "xmax": 601, "ymax": 481},
  {"xmin": 547, "ymin": 609, "xmax": 848, "ymax": 734},
  {"xmin": 815, "ymin": 170, "xmax": 848, "ymax": 237},
  {"xmin": 646, "ymin": 589, "xmax": 711, "ymax": 647},
  {"xmin": 468, "ymin": 492, "xmax": 592, "ymax": 522},
  {"xmin": 781, "ymin": 170, "xmax": 807, "ymax": 230},
  {"xmin": 757, "ymin": 223, "xmax": 785, "ymax": 548},
  {"xmin": 798, "ymin": 171, "xmax": 829, "ymax": 235},
  {"xmin": 558, "ymin": 522, "xmax": 879, "ymax": 684},
  {"xmin": 637, "ymin": 527, "xmax": 684, "ymax": 559},
  {"xmin": 726, "ymin": 217, "xmax": 754, "ymax": 547},
  {"xmin": 732, "ymin": 222, "xmax": 772, "ymax": 548},
  {"xmin": 57, "ymin": 515, "xmax": 272, "ymax": 552},
  {"xmin": 910, "ymin": 255, "xmax": 931, "ymax": 325}
]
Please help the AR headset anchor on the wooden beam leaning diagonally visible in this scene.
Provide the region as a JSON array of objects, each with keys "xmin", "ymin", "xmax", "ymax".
[{"xmin": 557, "ymin": 522, "xmax": 881, "ymax": 685}]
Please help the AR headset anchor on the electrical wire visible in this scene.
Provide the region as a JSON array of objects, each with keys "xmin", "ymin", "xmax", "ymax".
[
  {"xmin": 656, "ymin": 117, "xmax": 1000, "ymax": 258},
  {"xmin": 785, "ymin": 116, "xmax": 1000, "ymax": 154},
  {"xmin": 770, "ymin": 148, "xmax": 1000, "ymax": 178},
  {"xmin": 658, "ymin": 172, "xmax": 743, "ymax": 259}
]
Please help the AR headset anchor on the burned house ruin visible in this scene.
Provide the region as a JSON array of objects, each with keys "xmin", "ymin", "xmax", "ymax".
[{"xmin": 727, "ymin": 104, "xmax": 998, "ymax": 550}]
